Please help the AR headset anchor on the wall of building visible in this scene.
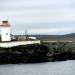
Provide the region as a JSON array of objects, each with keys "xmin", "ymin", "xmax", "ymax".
[{"xmin": 1, "ymin": 27, "xmax": 11, "ymax": 41}]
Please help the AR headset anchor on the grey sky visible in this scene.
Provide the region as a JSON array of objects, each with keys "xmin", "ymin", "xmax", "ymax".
[{"xmin": 0, "ymin": 0, "xmax": 75, "ymax": 35}]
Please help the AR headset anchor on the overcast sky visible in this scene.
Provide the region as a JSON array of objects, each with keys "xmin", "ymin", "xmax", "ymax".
[{"xmin": 0, "ymin": 0, "xmax": 75, "ymax": 35}]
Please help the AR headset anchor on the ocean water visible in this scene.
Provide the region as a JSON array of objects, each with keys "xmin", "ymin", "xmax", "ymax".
[{"xmin": 0, "ymin": 60, "xmax": 74, "ymax": 75}]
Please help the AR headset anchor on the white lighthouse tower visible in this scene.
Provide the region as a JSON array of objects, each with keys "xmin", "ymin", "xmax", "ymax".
[{"xmin": 0, "ymin": 20, "xmax": 11, "ymax": 41}]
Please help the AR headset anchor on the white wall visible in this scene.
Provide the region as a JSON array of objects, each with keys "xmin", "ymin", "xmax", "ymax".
[
  {"xmin": 0, "ymin": 40, "xmax": 40, "ymax": 47},
  {"xmin": 1, "ymin": 27, "xmax": 11, "ymax": 41}
]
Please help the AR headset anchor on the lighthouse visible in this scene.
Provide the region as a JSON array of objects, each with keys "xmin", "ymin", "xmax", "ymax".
[{"xmin": 0, "ymin": 20, "xmax": 11, "ymax": 41}]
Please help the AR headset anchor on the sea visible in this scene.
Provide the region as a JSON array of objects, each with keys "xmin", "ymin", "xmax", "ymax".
[{"xmin": 0, "ymin": 60, "xmax": 74, "ymax": 75}]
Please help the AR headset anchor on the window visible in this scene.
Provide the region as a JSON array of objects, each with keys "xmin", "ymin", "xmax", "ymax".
[{"xmin": 6, "ymin": 33, "xmax": 8, "ymax": 35}]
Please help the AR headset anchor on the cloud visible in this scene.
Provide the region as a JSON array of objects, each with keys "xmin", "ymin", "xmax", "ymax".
[
  {"xmin": 26, "ymin": 27, "xmax": 75, "ymax": 35},
  {"xmin": 0, "ymin": 0, "xmax": 75, "ymax": 35}
]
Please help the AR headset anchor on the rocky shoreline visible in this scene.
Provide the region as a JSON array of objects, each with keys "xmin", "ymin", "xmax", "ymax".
[{"xmin": 0, "ymin": 41, "xmax": 75, "ymax": 64}]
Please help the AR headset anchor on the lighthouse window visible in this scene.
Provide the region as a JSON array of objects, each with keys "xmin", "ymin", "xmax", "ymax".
[{"xmin": 6, "ymin": 33, "xmax": 8, "ymax": 35}]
